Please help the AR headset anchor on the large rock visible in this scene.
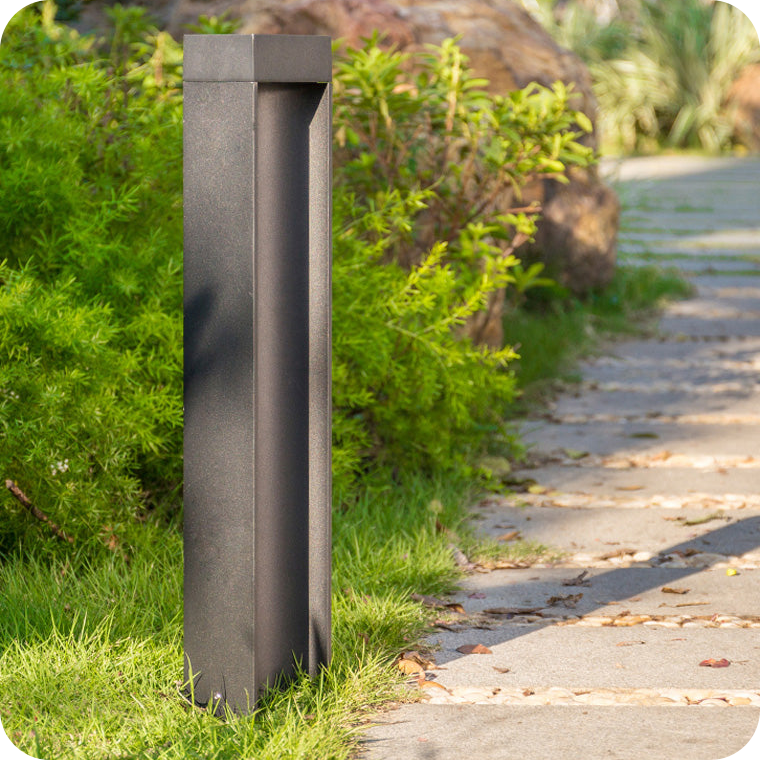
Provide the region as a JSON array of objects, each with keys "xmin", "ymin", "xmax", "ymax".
[
  {"xmin": 523, "ymin": 167, "xmax": 620, "ymax": 294},
  {"xmin": 727, "ymin": 63, "xmax": 760, "ymax": 152}
]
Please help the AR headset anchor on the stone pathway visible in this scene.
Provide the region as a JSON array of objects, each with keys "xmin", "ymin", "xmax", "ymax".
[{"xmin": 360, "ymin": 156, "xmax": 760, "ymax": 760}]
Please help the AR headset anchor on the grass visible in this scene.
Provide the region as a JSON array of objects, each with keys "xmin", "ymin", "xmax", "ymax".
[
  {"xmin": 0, "ymin": 469, "xmax": 549, "ymax": 759},
  {"xmin": 0, "ymin": 263, "xmax": 694, "ymax": 759}
]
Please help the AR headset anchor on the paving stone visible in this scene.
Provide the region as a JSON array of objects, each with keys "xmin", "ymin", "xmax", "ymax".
[
  {"xmin": 520, "ymin": 420, "xmax": 760, "ymax": 458},
  {"xmin": 441, "ymin": 567, "xmax": 760, "ymax": 621},
  {"xmin": 474, "ymin": 504, "xmax": 760, "ymax": 559},
  {"xmin": 423, "ymin": 625, "xmax": 760, "ymax": 691},
  {"xmin": 508, "ymin": 463, "xmax": 760, "ymax": 497},
  {"xmin": 360, "ymin": 704, "xmax": 760, "ymax": 760}
]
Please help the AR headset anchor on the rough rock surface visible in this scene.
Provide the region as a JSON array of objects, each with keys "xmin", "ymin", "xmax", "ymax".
[
  {"xmin": 727, "ymin": 63, "xmax": 760, "ymax": 152},
  {"xmin": 523, "ymin": 167, "xmax": 620, "ymax": 293}
]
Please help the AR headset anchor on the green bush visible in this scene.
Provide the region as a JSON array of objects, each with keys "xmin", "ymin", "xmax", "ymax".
[
  {"xmin": 330, "ymin": 36, "xmax": 593, "ymax": 489},
  {"xmin": 0, "ymin": 5, "xmax": 594, "ymax": 549},
  {"xmin": 0, "ymin": 3, "xmax": 183, "ymax": 552}
]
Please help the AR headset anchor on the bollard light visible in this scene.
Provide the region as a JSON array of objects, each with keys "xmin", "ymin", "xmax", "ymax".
[{"xmin": 183, "ymin": 34, "xmax": 332, "ymax": 714}]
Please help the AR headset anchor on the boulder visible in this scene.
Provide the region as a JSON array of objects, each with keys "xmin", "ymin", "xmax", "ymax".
[
  {"xmin": 523, "ymin": 167, "xmax": 620, "ymax": 294},
  {"xmin": 727, "ymin": 63, "xmax": 760, "ymax": 152}
]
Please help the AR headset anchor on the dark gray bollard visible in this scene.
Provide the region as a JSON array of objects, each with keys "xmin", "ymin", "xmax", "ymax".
[{"xmin": 182, "ymin": 34, "xmax": 332, "ymax": 714}]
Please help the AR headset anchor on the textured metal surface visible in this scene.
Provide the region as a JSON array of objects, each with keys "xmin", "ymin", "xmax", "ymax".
[
  {"xmin": 183, "ymin": 34, "xmax": 332, "ymax": 83},
  {"xmin": 183, "ymin": 35, "xmax": 331, "ymax": 714}
]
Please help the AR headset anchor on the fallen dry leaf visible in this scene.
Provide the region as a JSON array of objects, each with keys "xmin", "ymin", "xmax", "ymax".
[
  {"xmin": 490, "ymin": 560, "xmax": 532, "ymax": 569},
  {"xmin": 616, "ymin": 640, "xmax": 646, "ymax": 647},
  {"xmin": 445, "ymin": 602, "xmax": 466, "ymax": 614},
  {"xmin": 612, "ymin": 615, "xmax": 651, "ymax": 626},
  {"xmin": 726, "ymin": 568, "xmax": 739, "ymax": 576},
  {"xmin": 483, "ymin": 606, "xmax": 544, "ymax": 616},
  {"xmin": 661, "ymin": 586, "xmax": 690, "ymax": 594},
  {"xmin": 679, "ymin": 510, "xmax": 726, "ymax": 526},
  {"xmin": 432, "ymin": 620, "xmax": 462, "ymax": 632},
  {"xmin": 673, "ymin": 601, "xmax": 710, "ymax": 608},
  {"xmin": 546, "ymin": 593, "xmax": 583, "ymax": 608},
  {"xmin": 562, "ymin": 570, "xmax": 591, "ymax": 587},
  {"xmin": 398, "ymin": 651, "xmax": 435, "ymax": 669},
  {"xmin": 418, "ymin": 678, "xmax": 450, "ymax": 692},
  {"xmin": 492, "ymin": 666, "xmax": 511, "ymax": 674},
  {"xmin": 616, "ymin": 485, "xmax": 644, "ymax": 491},
  {"xmin": 599, "ymin": 548, "xmax": 637, "ymax": 560},
  {"xmin": 527, "ymin": 484, "xmax": 548, "ymax": 494},
  {"xmin": 397, "ymin": 658, "xmax": 425, "ymax": 676},
  {"xmin": 468, "ymin": 592, "xmax": 486, "ymax": 599},
  {"xmin": 450, "ymin": 545, "xmax": 473, "ymax": 569},
  {"xmin": 456, "ymin": 643, "xmax": 493, "ymax": 655},
  {"xmin": 497, "ymin": 530, "xmax": 521, "ymax": 542},
  {"xmin": 699, "ymin": 658, "xmax": 730, "ymax": 668}
]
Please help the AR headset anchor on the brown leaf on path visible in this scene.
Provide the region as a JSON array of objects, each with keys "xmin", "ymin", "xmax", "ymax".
[
  {"xmin": 432, "ymin": 620, "xmax": 462, "ymax": 632},
  {"xmin": 699, "ymin": 658, "xmax": 730, "ymax": 668},
  {"xmin": 497, "ymin": 530, "xmax": 521, "ymax": 542},
  {"xmin": 418, "ymin": 678, "xmax": 450, "ymax": 692},
  {"xmin": 397, "ymin": 658, "xmax": 425, "ymax": 676},
  {"xmin": 492, "ymin": 667, "xmax": 511, "ymax": 673},
  {"xmin": 616, "ymin": 485, "xmax": 644, "ymax": 491},
  {"xmin": 546, "ymin": 593, "xmax": 583, "ymax": 608},
  {"xmin": 483, "ymin": 606, "xmax": 544, "ymax": 616},
  {"xmin": 673, "ymin": 601, "xmax": 710, "ymax": 608},
  {"xmin": 661, "ymin": 586, "xmax": 690, "ymax": 594},
  {"xmin": 616, "ymin": 640, "xmax": 646, "ymax": 647},
  {"xmin": 468, "ymin": 592, "xmax": 486, "ymax": 599},
  {"xmin": 612, "ymin": 615, "xmax": 651, "ymax": 626},
  {"xmin": 411, "ymin": 594, "xmax": 465, "ymax": 613},
  {"xmin": 599, "ymin": 548, "xmax": 637, "ymax": 560},
  {"xmin": 562, "ymin": 570, "xmax": 591, "ymax": 587},
  {"xmin": 398, "ymin": 651, "xmax": 435, "ymax": 669},
  {"xmin": 450, "ymin": 544, "xmax": 474, "ymax": 569},
  {"xmin": 491, "ymin": 560, "xmax": 532, "ymax": 569},
  {"xmin": 456, "ymin": 643, "xmax": 493, "ymax": 655}
]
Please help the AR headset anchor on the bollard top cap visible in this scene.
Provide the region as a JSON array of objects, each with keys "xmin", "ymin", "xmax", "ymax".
[{"xmin": 184, "ymin": 34, "xmax": 332, "ymax": 83}]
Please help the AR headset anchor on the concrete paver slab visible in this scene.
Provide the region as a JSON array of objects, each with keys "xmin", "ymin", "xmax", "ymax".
[
  {"xmin": 521, "ymin": 421, "xmax": 760, "ymax": 458},
  {"xmin": 508, "ymin": 464, "xmax": 760, "ymax": 496},
  {"xmin": 425, "ymin": 625, "xmax": 760, "ymax": 690},
  {"xmin": 442, "ymin": 567, "xmax": 760, "ymax": 621},
  {"xmin": 361, "ymin": 704, "xmax": 760, "ymax": 760},
  {"xmin": 474, "ymin": 505, "xmax": 760, "ymax": 559}
]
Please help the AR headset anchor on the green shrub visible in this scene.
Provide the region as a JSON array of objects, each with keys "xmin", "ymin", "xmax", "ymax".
[
  {"xmin": 0, "ymin": 3, "xmax": 183, "ymax": 551},
  {"xmin": 593, "ymin": 0, "xmax": 760, "ymax": 153},
  {"xmin": 330, "ymin": 36, "xmax": 594, "ymax": 489}
]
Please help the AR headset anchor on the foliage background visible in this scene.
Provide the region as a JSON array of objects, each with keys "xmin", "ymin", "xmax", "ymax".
[
  {"xmin": 0, "ymin": 3, "xmax": 593, "ymax": 553},
  {"xmin": 520, "ymin": 0, "xmax": 760, "ymax": 153}
]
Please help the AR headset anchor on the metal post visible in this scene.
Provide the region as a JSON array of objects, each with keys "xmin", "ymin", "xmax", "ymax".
[{"xmin": 182, "ymin": 34, "xmax": 332, "ymax": 714}]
